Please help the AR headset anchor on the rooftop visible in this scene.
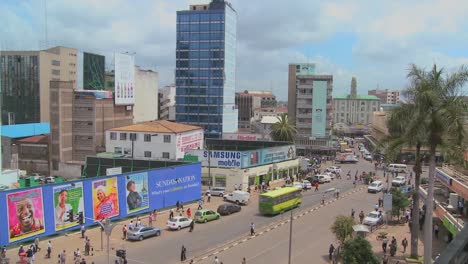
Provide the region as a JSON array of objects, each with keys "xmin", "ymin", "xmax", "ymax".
[
  {"xmin": 334, "ymin": 95, "xmax": 380, "ymax": 100},
  {"xmin": 109, "ymin": 120, "xmax": 202, "ymax": 134},
  {"xmin": 16, "ymin": 135, "xmax": 49, "ymax": 144}
]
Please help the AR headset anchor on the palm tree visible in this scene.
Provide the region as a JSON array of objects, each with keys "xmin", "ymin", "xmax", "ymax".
[
  {"xmin": 383, "ymin": 102, "xmax": 426, "ymax": 259},
  {"xmin": 404, "ymin": 64, "xmax": 468, "ymax": 264},
  {"xmin": 270, "ymin": 113, "xmax": 297, "ymax": 143}
]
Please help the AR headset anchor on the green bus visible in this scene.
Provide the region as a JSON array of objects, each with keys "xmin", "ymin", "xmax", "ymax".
[{"xmin": 259, "ymin": 187, "xmax": 302, "ymax": 215}]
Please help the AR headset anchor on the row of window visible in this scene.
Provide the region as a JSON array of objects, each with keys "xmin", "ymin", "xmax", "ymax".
[
  {"xmin": 177, "ymin": 41, "xmax": 224, "ymax": 50},
  {"xmin": 176, "ymin": 59, "xmax": 224, "ymax": 68},
  {"xmin": 178, "ymin": 13, "xmax": 224, "ymax": 23},
  {"xmin": 175, "ymin": 96, "xmax": 223, "ymax": 105},
  {"xmin": 176, "ymin": 105, "xmax": 223, "ymax": 115},
  {"xmin": 113, "ymin": 147, "xmax": 170, "ymax": 159},
  {"xmin": 177, "ymin": 32, "xmax": 225, "ymax": 41},
  {"xmin": 176, "ymin": 69, "xmax": 224, "ymax": 78},
  {"xmin": 176, "ymin": 87, "xmax": 224, "ymax": 96},
  {"xmin": 177, "ymin": 23, "xmax": 224, "ymax": 32},
  {"xmin": 177, "ymin": 50, "xmax": 224, "ymax": 59},
  {"xmin": 176, "ymin": 78, "xmax": 224, "ymax": 87},
  {"xmin": 176, "ymin": 113, "xmax": 222, "ymax": 123},
  {"xmin": 110, "ymin": 132, "xmax": 171, "ymax": 143}
]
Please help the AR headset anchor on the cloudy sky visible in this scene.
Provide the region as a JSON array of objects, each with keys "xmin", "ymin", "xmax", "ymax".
[{"xmin": 2, "ymin": 0, "xmax": 468, "ymax": 100}]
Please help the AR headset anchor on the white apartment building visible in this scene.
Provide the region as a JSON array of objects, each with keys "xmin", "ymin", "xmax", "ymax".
[
  {"xmin": 333, "ymin": 95, "xmax": 380, "ymax": 125},
  {"xmin": 158, "ymin": 84, "xmax": 176, "ymax": 120},
  {"xmin": 105, "ymin": 120, "xmax": 204, "ymax": 160},
  {"xmin": 134, "ymin": 66, "xmax": 159, "ymax": 123}
]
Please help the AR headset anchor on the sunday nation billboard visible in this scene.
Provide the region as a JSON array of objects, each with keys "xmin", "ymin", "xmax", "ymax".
[{"xmin": 114, "ymin": 52, "xmax": 135, "ymax": 105}]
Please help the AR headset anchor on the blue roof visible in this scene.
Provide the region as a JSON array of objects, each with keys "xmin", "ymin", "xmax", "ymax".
[{"xmin": 0, "ymin": 123, "xmax": 50, "ymax": 138}]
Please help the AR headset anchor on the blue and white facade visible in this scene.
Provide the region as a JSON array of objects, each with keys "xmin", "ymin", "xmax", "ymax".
[{"xmin": 175, "ymin": 0, "xmax": 238, "ymax": 138}]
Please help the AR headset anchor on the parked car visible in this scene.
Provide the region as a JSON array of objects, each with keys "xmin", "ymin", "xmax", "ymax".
[
  {"xmin": 305, "ymin": 176, "xmax": 319, "ymax": 185},
  {"xmin": 324, "ymin": 172, "xmax": 335, "ymax": 180},
  {"xmin": 392, "ymin": 185, "xmax": 414, "ymax": 196},
  {"xmin": 391, "ymin": 176, "xmax": 407, "ymax": 187},
  {"xmin": 363, "ymin": 211, "xmax": 384, "ymax": 226},
  {"xmin": 217, "ymin": 203, "xmax": 242, "ymax": 216},
  {"xmin": 195, "ymin": 209, "xmax": 221, "ymax": 223},
  {"xmin": 326, "ymin": 166, "xmax": 341, "ymax": 174},
  {"xmin": 314, "ymin": 175, "xmax": 327, "ymax": 184},
  {"xmin": 292, "ymin": 182, "xmax": 304, "ymax": 190},
  {"xmin": 302, "ymin": 180, "xmax": 312, "ymax": 190},
  {"xmin": 223, "ymin": 191, "xmax": 250, "ymax": 205},
  {"xmin": 0, "ymin": 184, "xmax": 9, "ymax": 191},
  {"xmin": 126, "ymin": 226, "xmax": 161, "ymax": 241},
  {"xmin": 364, "ymin": 153, "xmax": 373, "ymax": 161},
  {"xmin": 166, "ymin": 216, "xmax": 192, "ymax": 230},
  {"xmin": 45, "ymin": 176, "xmax": 55, "ymax": 184},
  {"xmin": 367, "ymin": 181, "xmax": 383, "ymax": 193},
  {"xmin": 205, "ymin": 187, "xmax": 226, "ymax": 197}
]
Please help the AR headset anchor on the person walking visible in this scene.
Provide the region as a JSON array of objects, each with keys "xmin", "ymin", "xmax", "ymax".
[
  {"xmin": 250, "ymin": 222, "xmax": 255, "ymax": 236},
  {"xmin": 434, "ymin": 223, "xmax": 440, "ymax": 239},
  {"xmin": 359, "ymin": 210, "xmax": 365, "ymax": 224},
  {"xmin": 34, "ymin": 237, "xmax": 40, "ymax": 252},
  {"xmin": 187, "ymin": 208, "xmax": 192, "ymax": 219},
  {"xmin": 241, "ymin": 257, "xmax": 246, "ymax": 264},
  {"xmin": 84, "ymin": 238, "xmax": 90, "ymax": 256},
  {"xmin": 382, "ymin": 237, "xmax": 388, "ymax": 253},
  {"xmin": 128, "ymin": 220, "xmax": 134, "ymax": 230},
  {"xmin": 122, "ymin": 225, "xmax": 128, "ymax": 240},
  {"xmin": 198, "ymin": 199, "xmax": 203, "ymax": 210},
  {"xmin": 351, "ymin": 208, "xmax": 355, "ymax": 218},
  {"xmin": 180, "ymin": 245, "xmax": 187, "ymax": 262},
  {"xmin": 328, "ymin": 244, "xmax": 335, "ymax": 261},
  {"xmin": 382, "ymin": 254, "xmax": 389, "ymax": 264},
  {"xmin": 26, "ymin": 246, "xmax": 33, "ymax": 264},
  {"xmin": 213, "ymin": 256, "xmax": 220, "ymax": 264},
  {"xmin": 176, "ymin": 201, "xmax": 180, "ymax": 212},
  {"xmin": 136, "ymin": 217, "xmax": 141, "ymax": 228},
  {"xmin": 148, "ymin": 212, "xmax": 153, "ymax": 227},
  {"xmin": 402, "ymin": 238, "xmax": 408, "ymax": 253},
  {"xmin": 46, "ymin": 241, "xmax": 52, "ymax": 259},
  {"xmin": 169, "ymin": 209, "xmax": 174, "ymax": 219},
  {"xmin": 189, "ymin": 220, "xmax": 194, "ymax": 232},
  {"xmin": 207, "ymin": 192, "xmax": 211, "ymax": 203},
  {"xmin": 81, "ymin": 224, "xmax": 86, "ymax": 239},
  {"xmin": 59, "ymin": 250, "xmax": 66, "ymax": 264},
  {"xmin": 314, "ymin": 182, "xmax": 319, "ymax": 191}
]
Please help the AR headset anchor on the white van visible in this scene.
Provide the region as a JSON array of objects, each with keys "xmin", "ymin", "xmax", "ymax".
[
  {"xmin": 388, "ymin": 164, "xmax": 407, "ymax": 173},
  {"xmin": 223, "ymin": 191, "xmax": 250, "ymax": 205}
]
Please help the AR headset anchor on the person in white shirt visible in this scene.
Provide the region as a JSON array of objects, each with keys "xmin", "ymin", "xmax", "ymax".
[
  {"xmin": 128, "ymin": 220, "xmax": 134, "ymax": 230},
  {"xmin": 55, "ymin": 190, "xmax": 73, "ymax": 225}
]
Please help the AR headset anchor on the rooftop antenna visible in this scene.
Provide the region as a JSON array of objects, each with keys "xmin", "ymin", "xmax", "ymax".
[{"xmin": 44, "ymin": 0, "xmax": 48, "ymax": 49}]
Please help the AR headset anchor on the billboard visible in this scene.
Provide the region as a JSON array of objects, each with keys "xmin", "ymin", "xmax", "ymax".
[
  {"xmin": 311, "ymin": 80, "xmax": 327, "ymax": 137},
  {"xmin": 92, "ymin": 177, "xmax": 120, "ymax": 220},
  {"xmin": 125, "ymin": 172, "xmax": 149, "ymax": 214},
  {"xmin": 184, "ymin": 149, "xmax": 242, "ymax": 168},
  {"xmin": 7, "ymin": 188, "xmax": 45, "ymax": 242},
  {"xmin": 242, "ymin": 145, "xmax": 296, "ymax": 168},
  {"xmin": 114, "ymin": 53, "xmax": 135, "ymax": 105},
  {"xmin": 53, "ymin": 183, "xmax": 84, "ymax": 231},
  {"xmin": 83, "ymin": 52, "xmax": 105, "ymax": 90}
]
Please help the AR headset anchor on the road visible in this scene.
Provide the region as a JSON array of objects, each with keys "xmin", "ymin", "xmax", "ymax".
[{"xmin": 90, "ymin": 155, "xmax": 381, "ymax": 264}]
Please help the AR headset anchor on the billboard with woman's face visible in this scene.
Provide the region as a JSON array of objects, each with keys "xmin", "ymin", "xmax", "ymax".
[
  {"xmin": 7, "ymin": 188, "xmax": 45, "ymax": 242},
  {"xmin": 92, "ymin": 178, "xmax": 119, "ymax": 220},
  {"xmin": 53, "ymin": 183, "xmax": 84, "ymax": 231},
  {"xmin": 125, "ymin": 172, "xmax": 149, "ymax": 214}
]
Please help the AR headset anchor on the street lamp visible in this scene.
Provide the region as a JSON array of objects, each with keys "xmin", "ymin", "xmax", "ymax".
[{"xmin": 288, "ymin": 209, "xmax": 293, "ymax": 264}]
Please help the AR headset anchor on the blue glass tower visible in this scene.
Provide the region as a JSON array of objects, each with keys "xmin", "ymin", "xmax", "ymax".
[{"xmin": 175, "ymin": 0, "xmax": 238, "ymax": 138}]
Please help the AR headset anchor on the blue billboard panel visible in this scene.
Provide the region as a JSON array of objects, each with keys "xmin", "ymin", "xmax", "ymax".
[{"xmin": 242, "ymin": 145, "xmax": 296, "ymax": 168}]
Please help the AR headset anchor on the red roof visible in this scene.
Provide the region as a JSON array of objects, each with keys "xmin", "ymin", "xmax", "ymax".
[{"xmin": 17, "ymin": 135, "xmax": 49, "ymax": 143}]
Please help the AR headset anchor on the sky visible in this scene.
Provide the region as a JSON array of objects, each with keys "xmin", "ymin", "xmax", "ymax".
[{"xmin": 1, "ymin": 0, "xmax": 468, "ymax": 101}]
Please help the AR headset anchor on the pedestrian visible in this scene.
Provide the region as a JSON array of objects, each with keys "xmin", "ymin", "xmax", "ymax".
[
  {"xmin": 153, "ymin": 209, "xmax": 158, "ymax": 222},
  {"xmin": 84, "ymin": 238, "xmax": 90, "ymax": 256},
  {"xmin": 80, "ymin": 258, "xmax": 87, "ymax": 264},
  {"xmin": 122, "ymin": 225, "xmax": 128, "ymax": 240},
  {"xmin": 328, "ymin": 244, "xmax": 335, "ymax": 261},
  {"xmin": 128, "ymin": 220, "xmax": 134, "ymax": 230},
  {"xmin": 382, "ymin": 254, "xmax": 389, "ymax": 264},
  {"xmin": 136, "ymin": 217, "xmax": 141, "ymax": 228},
  {"xmin": 239, "ymin": 183, "xmax": 243, "ymax": 191},
  {"xmin": 351, "ymin": 208, "xmax": 355, "ymax": 218},
  {"xmin": 359, "ymin": 211, "xmax": 365, "ymax": 224},
  {"xmin": 176, "ymin": 201, "xmax": 180, "ymax": 212},
  {"xmin": 34, "ymin": 237, "xmax": 41, "ymax": 252},
  {"xmin": 169, "ymin": 209, "xmax": 174, "ymax": 219},
  {"xmin": 181, "ymin": 245, "xmax": 187, "ymax": 261},
  {"xmin": 382, "ymin": 237, "xmax": 388, "ymax": 253},
  {"xmin": 148, "ymin": 212, "xmax": 153, "ymax": 227},
  {"xmin": 189, "ymin": 220, "xmax": 194, "ymax": 232},
  {"xmin": 60, "ymin": 250, "xmax": 66, "ymax": 264},
  {"xmin": 378, "ymin": 197, "xmax": 383, "ymax": 207},
  {"xmin": 207, "ymin": 192, "xmax": 211, "ymax": 203},
  {"xmin": 375, "ymin": 203, "xmax": 379, "ymax": 211},
  {"xmin": 214, "ymin": 256, "xmax": 220, "ymax": 264},
  {"xmin": 335, "ymin": 189, "xmax": 340, "ymax": 199},
  {"xmin": 74, "ymin": 248, "xmax": 81, "ymax": 261},
  {"xmin": 187, "ymin": 208, "xmax": 192, "ymax": 219},
  {"xmin": 26, "ymin": 246, "xmax": 33, "ymax": 263},
  {"xmin": 81, "ymin": 224, "xmax": 86, "ymax": 239},
  {"xmin": 434, "ymin": 223, "xmax": 439, "ymax": 239},
  {"xmin": 242, "ymin": 257, "xmax": 246, "ymax": 264},
  {"xmin": 314, "ymin": 182, "xmax": 319, "ymax": 191},
  {"xmin": 402, "ymin": 238, "xmax": 408, "ymax": 253},
  {"xmin": 234, "ymin": 184, "xmax": 238, "ymax": 190},
  {"xmin": 250, "ymin": 222, "xmax": 255, "ymax": 236},
  {"xmin": 321, "ymin": 194, "xmax": 325, "ymax": 205},
  {"xmin": 198, "ymin": 199, "xmax": 203, "ymax": 210},
  {"xmin": 46, "ymin": 241, "xmax": 52, "ymax": 258}
]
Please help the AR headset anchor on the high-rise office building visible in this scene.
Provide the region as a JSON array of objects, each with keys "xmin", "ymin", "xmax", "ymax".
[
  {"xmin": 1, "ymin": 46, "xmax": 78, "ymax": 125},
  {"xmin": 175, "ymin": 0, "xmax": 238, "ymax": 138}
]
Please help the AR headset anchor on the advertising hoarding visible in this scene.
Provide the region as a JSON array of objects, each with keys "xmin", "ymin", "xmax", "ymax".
[
  {"xmin": 53, "ymin": 183, "xmax": 84, "ymax": 231},
  {"xmin": 92, "ymin": 177, "xmax": 120, "ymax": 220},
  {"xmin": 177, "ymin": 130, "xmax": 204, "ymax": 153},
  {"xmin": 125, "ymin": 172, "xmax": 149, "ymax": 214},
  {"xmin": 184, "ymin": 149, "xmax": 242, "ymax": 168},
  {"xmin": 311, "ymin": 80, "xmax": 327, "ymax": 137},
  {"xmin": 83, "ymin": 52, "xmax": 105, "ymax": 90},
  {"xmin": 114, "ymin": 53, "xmax": 135, "ymax": 105},
  {"xmin": 7, "ymin": 188, "xmax": 45, "ymax": 242}
]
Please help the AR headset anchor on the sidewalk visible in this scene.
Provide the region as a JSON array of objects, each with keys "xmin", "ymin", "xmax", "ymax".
[{"xmin": 5, "ymin": 193, "xmax": 251, "ymax": 264}]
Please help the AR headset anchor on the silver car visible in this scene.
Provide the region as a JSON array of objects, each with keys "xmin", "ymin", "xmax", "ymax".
[
  {"xmin": 205, "ymin": 187, "xmax": 226, "ymax": 197},
  {"xmin": 126, "ymin": 226, "xmax": 161, "ymax": 241}
]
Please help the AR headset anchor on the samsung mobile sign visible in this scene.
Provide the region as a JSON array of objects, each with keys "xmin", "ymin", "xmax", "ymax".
[{"xmin": 185, "ymin": 150, "xmax": 241, "ymax": 168}]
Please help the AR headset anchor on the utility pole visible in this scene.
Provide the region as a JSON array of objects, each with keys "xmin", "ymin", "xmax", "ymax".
[
  {"xmin": 97, "ymin": 218, "xmax": 117, "ymax": 264},
  {"xmin": 288, "ymin": 209, "xmax": 293, "ymax": 264}
]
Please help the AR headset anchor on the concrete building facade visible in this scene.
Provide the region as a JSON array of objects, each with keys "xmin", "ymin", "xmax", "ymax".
[
  {"xmin": 333, "ymin": 95, "xmax": 380, "ymax": 125},
  {"xmin": 159, "ymin": 84, "xmax": 176, "ymax": 120},
  {"xmin": 368, "ymin": 89, "xmax": 400, "ymax": 104},
  {"xmin": 175, "ymin": 0, "xmax": 238, "ymax": 137},
  {"xmin": 1, "ymin": 46, "xmax": 78, "ymax": 125},
  {"xmin": 106, "ymin": 120, "xmax": 204, "ymax": 160},
  {"xmin": 235, "ymin": 90, "xmax": 277, "ymax": 129},
  {"xmin": 134, "ymin": 66, "xmax": 159, "ymax": 123}
]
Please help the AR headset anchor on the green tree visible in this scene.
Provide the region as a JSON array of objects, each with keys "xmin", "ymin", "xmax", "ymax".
[
  {"xmin": 330, "ymin": 215, "xmax": 355, "ymax": 244},
  {"xmin": 404, "ymin": 64, "xmax": 468, "ymax": 264},
  {"xmin": 270, "ymin": 113, "xmax": 297, "ymax": 143},
  {"xmin": 342, "ymin": 236, "xmax": 379, "ymax": 264},
  {"xmin": 382, "ymin": 102, "xmax": 426, "ymax": 259},
  {"xmin": 390, "ymin": 188, "xmax": 410, "ymax": 220}
]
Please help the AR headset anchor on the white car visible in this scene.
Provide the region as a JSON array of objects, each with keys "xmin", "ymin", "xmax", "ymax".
[
  {"xmin": 166, "ymin": 216, "xmax": 193, "ymax": 230},
  {"xmin": 326, "ymin": 166, "xmax": 342, "ymax": 174},
  {"xmin": 363, "ymin": 211, "xmax": 384, "ymax": 226},
  {"xmin": 367, "ymin": 181, "xmax": 383, "ymax": 193},
  {"xmin": 392, "ymin": 176, "xmax": 406, "ymax": 187},
  {"xmin": 302, "ymin": 180, "xmax": 312, "ymax": 189},
  {"xmin": 293, "ymin": 182, "xmax": 304, "ymax": 190},
  {"xmin": 324, "ymin": 172, "xmax": 335, "ymax": 180},
  {"xmin": 317, "ymin": 174, "xmax": 331, "ymax": 183}
]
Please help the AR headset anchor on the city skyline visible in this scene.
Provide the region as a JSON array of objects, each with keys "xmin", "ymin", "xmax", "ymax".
[{"xmin": 2, "ymin": 0, "xmax": 468, "ymax": 100}]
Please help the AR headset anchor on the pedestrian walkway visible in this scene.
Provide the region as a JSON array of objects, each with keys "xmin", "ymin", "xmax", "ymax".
[{"xmin": 3, "ymin": 194, "xmax": 238, "ymax": 264}]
